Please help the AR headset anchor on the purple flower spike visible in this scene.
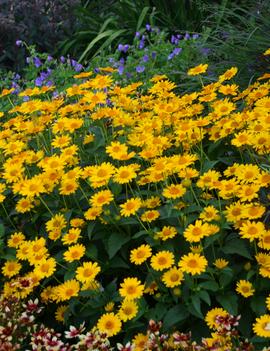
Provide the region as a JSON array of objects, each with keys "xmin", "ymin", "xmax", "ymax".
[
  {"xmin": 138, "ymin": 40, "xmax": 145, "ymax": 49},
  {"xmin": 33, "ymin": 57, "xmax": 42, "ymax": 68},
  {"xmin": 118, "ymin": 65, "xmax": 124, "ymax": 75},
  {"xmin": 173, "ymin": 47, "xmax": 182, "ymax": 55},
  {"xmin": 136, "ymin": 65, "xmax": 145, "ymax": 73}
]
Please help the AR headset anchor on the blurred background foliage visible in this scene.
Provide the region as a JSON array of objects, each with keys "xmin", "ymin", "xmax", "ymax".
[{"xmin": 0, "ymin": 0, "xmax": 269, "ymax": 86}]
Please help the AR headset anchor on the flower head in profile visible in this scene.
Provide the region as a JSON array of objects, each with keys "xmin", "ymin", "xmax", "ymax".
[{"xmin": 188, "ymin": 64, "xmax": 208, "ymax": 76}]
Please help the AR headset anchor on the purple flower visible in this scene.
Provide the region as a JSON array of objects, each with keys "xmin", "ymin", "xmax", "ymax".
[
  {"xmin": 135, "ymin": 31, "xmax": 140, "ymax": 38},
  {"xmin": 142, "ymin": 55, "xmax": 149, "ymax": 62},
  {"xmin": 74, "ymin": 63, "xmax": 83, "ymax": 72},
  {"xmin": 15, "ymin": 40, "xmax": 22, "ymax": 47},
  {"xmin": 35, "ymin": 77, "xmax": 43, "ymax": 86},
  {"xmin": 173, "ymin": 47, "xmax": 182, "ymax": 55},
  {"xmin": 47, "ymin": 55, "xmax": 53, "ymax": 62},
  {"xmin": 52, "ymin": 91, "xmax": 59, "ymax": 98},
  {"xmin": 192, "ymin": 34, "xmax": 199, "ymax": 39},
  {"xmin": 46, "ymin": 80, "xmax": 53, "ymax": 87},
  {"xmin": 184, "ymin": 33, "xmax": 190, "ymax": 40},
  {"xmin": 119, "ymin": 57, "xmax": 125, "ymax": 64},
  {"xmin": 176, "ymin": 34, "xmax": 182, "ymax": 40},
  {"xmin": 136, "ymin": 65, "xmax": 145, "ymax": 73},
  {"xmin": 23, "ymin": 96, "xmax": 30, "ymax": 101},
  {"xmin": 33, "ymin": 57, "xmax": 42, "ymax": 68},
  {"xmin": 171, "ymin": 35, "xmax": 176, "ymax": 44},
  {"xmin": 146, "ymin": 24, "xmax": 151, "ymax": 31},
  {"xmin": 14, "ymin": 73, "xmax": 21, "ymax": 80},
  {"xmin": 60, "ymin": 56, "xmax": 65, "ymax": 63},
  {"xmin": 94, "ymin": 68, "xmax": 100, "ymax": 73},
  {"xmin": 138, "ymin": 40, "xmax": 145, "ymax": 49},
  {"xmin": 168, "ymin": 53, "xmax": 174, "ymax": 60},
  {"xmin": 118, "ymin": 65, "xmax": 124, "ymax": 75},
  {"xmin": 118, "ymin": 44, "xmax": 124, "ymax": 52},
  {"xmin": 152, "ymin": 51, "xmax": 157, "ymax": 59}
]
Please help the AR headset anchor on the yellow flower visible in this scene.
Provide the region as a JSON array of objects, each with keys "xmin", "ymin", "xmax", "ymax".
[
  {"xmin": 118, "ymin": 299, "xmax": 138, "ymax": 321},
  {"xmin": 16, "ymin": 197, "xmax": 34, "ymax": 213},
  {"xmin": 263, "ymin": 48, "xmax": 270, "ymax": 56},
  {"xmin": 119, "ymin": 277, "xmax": 144, "ymax": 300},
  {"xmin": 178, "ymin": 252, "xmax": 207, "ymax": 276},
  {"xmin": 151, "ymin": 251, "xmax": 175, "ymax": 271},
  {"xmin": 97, "ymin": 313, "xmax": 122, "ymax": 337},
  {"xmin": 56, "ymin": 279, "xmax": 80, "ymax": 302},
  {"xmin": 84, "ymin": 206, "xmax": 103, "ymax": 220},
  {"xmin": 7, "ymin": 232, "xmax": 25, "ymax": 248},
  {"xmin": 253, "ymin": 314, "xmax": 270, "ymax": 338},
  {"xmin": 140, "ymin": 210, "xmax": 160, "ymax": 222},
  {"xmin": 89, "ymin": 189, "xmax": 114, "ymax": 208},
  {"xmin": 76, "ymin": 261, "xmax": 101, "ymax": 283},
  {"xmin": 120, "ymin": 197, "xmax": 142, "ymax": 217},
  {"xmin": 162, "ymin": 267, "xmax": 184, "ymax": 288},
  {"xmin": 104, "ymin": 302, "xmax": 115, "ymax": 312},
  {"xmin": 214, "ymin": 258, "xmax": 229, "ymax": 269},
  {"xmin": 130, "ymin": 244, "xmax": 152, "ymax": 265},
  {"xmin": 55, "ymin": 305, "xmax": 68, "ymax": 323},
  {"xmin": 61, "ymin": 228, "xmax": 82, "ymax": 245},
  {"xmin": 46, "ymin": 213, "xmax": 67, "ymax": 232},
  {"xmin": 155, "ymin": 226, "xmax": 177, "ymax": 241},
  {"xmin": 162, "ymin": 184, "xmax": 186, "ymax": 199},
  {"xmin": 236, "ymin": 280, "xmax": 254, "ymax": 298},
  {"xmin": 63, "ymin": 244, "xmax": 86, "ymax": 262},
  {"xmin": 34, "ymin": 258, "xmax": 57, "ymax": 279},
  {"xmin": 187, "ymin": 64, "xmax": 208, "ymax": 76},
  {"xmin": 132, "ymin": 333, "xmax": 148, "ymax": 351},
  {"xmin": 239, "ymin": 220, "xmax": 265, "ymax": 242},
  {"xmin": 2, "ymin": 260, "xmax": 22, "ymax": 278},
  {"xmin": 205, "ymin": 307, "xmax": 228, "ymax": 329},
  {"xmin": 113, "ymin": 165, "xmax": 138, "ymax": 184}
]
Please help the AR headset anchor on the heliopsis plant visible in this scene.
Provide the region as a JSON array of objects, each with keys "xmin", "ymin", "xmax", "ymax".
[{"xmin": 0, "ymin": 47, "xmax": 270, "ymax": 349}]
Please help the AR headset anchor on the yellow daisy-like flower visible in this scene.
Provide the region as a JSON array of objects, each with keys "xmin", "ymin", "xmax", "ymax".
[
  {"xmin": 140, "ymin": 210, "xmax": 160, "ymax": 222},
  {"xmin": 214, "ymin": 258, "xmax": 229, "ymax": 269},
  {"xmin": 253, "ymin": 314, "xmax": 270, "ymax": 338},
  {"xmin": 55, "ymin": 305, "xmax": 68, "ymax": 322},
  {"xmin": 162, "ymin": 267, "xmax": 184, "ymax": 288},
  {"xmin": 61, "ymin": 228, "xmax": 82, "ymax": 245},
  {"xmin": 97, "ymin": 312, "xmax": 122, "ymax": 337},
  {"xmin": 2, "ymin": 260, "xmax": 22, "ymax": 278},
  {"xmin": 236, "ymin": 280, "xmax": 254, "ymax": 298},
  {"xmin": 263, "ymin": 48, "xmax": 270, "ymax": 56},
  {"xmin": 118, "ymin": 299, "xmax": 138, "ymax": 322},
  {"xmin": 84, "ymin": 206, "xmax": 103, "ymax": 220},
  {"xmin": 56, "ymin": 279, "xmax": 80, "ymax": 301},
  {"xmin": 89, "ymin": 189, "xmax": 114, "ymax": 208},
  {"xmin": 239, "ymin": 220, "xmax": 265, "ymax": 242},
  {"xmin": 130, "ymin": 244, "xmax": 152, "ymax": 265},
  {"xmin": 76, "ymin": 261, "xmax": 101, "ymax": 283},
  {"xmin": 188, "ymin": 63, "xmax": 208, "ymax": 76},
  {"xmin": 113, "ymin": 165, "xmax": 138, "ymax": 184},
  {"xmin": 151, "ymin": 251, "xmax": 175, "ymax": 271},
  {"xmin": 155, "ymin": 226, "xmax": 177, "ymax": 241},
  {"xmin": 119, "ymin": 277, "xmax": 144, "ymax": 300},
  {"xmin": 132, "ymin": 333, "xmax": 148, "ymax": 351},
  {"xmin": 7, "ymin": 232, "xmax": 25, "ymax": 248},
  {"xmin": 178, "ymin": 252, "xmax": 207, "ymax": 276},
  {"xmin": 205, "ymin": 307, "xmax": 228, "ymax": 329},
  {"xmin": 120, "ymin": 197, "xmax": 142, "ymax": 217},
  {"xmin": 63, "ymin": 244, "xmax": 86, "ymax": 262},
  {"xmin": 162, "ymin": 184, "xmax": 186, "ymax": 199},
  {"xmin": 34, "ymin": 257, "xmax": 57, "ymax": 279}
]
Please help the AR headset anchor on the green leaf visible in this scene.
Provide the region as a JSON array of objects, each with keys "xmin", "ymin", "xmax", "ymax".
[
  {"xmin": 191, "ymin": 295, "xmax": 202, "ymax": 317},
  {"xmin": 199, "ymin": 281, "xmax": 219, "ymax": 291},
  {"xmin": 163, "ymin": 305, "xmax": 188, "ymax": 330},
  {"xmin": 198, "ymin": 290, "xmax": 211, "ymax": 305},
  {"xmin": 216, "ymin": 294, "xmax": 238, "ymax": 315},
  {"xmin": 136, "ymin": 6, "xmax": 150, "ymax": 31},
  {"xmin": 0, "ymin": 223, "xmax": 5, "ymax": 237},
  {"xmin": 222, "ymin": 238, "xmax": 252, "ymax": 259},
  {"xmin": 87, "ymin": 222, "xmax": 96, "ymax": 240},
  {"xmin": 106, "ymin": 232, "xmax": 130, "ymax": 259},
  {"xmin": 250, "ymin": 296, "xmax": 267, "ymax": 316}
]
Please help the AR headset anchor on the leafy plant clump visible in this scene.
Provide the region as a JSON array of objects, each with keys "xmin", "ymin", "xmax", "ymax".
[{"xmin": 0, "ymin": 48, "xmax": 270, "ymax": 349}]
